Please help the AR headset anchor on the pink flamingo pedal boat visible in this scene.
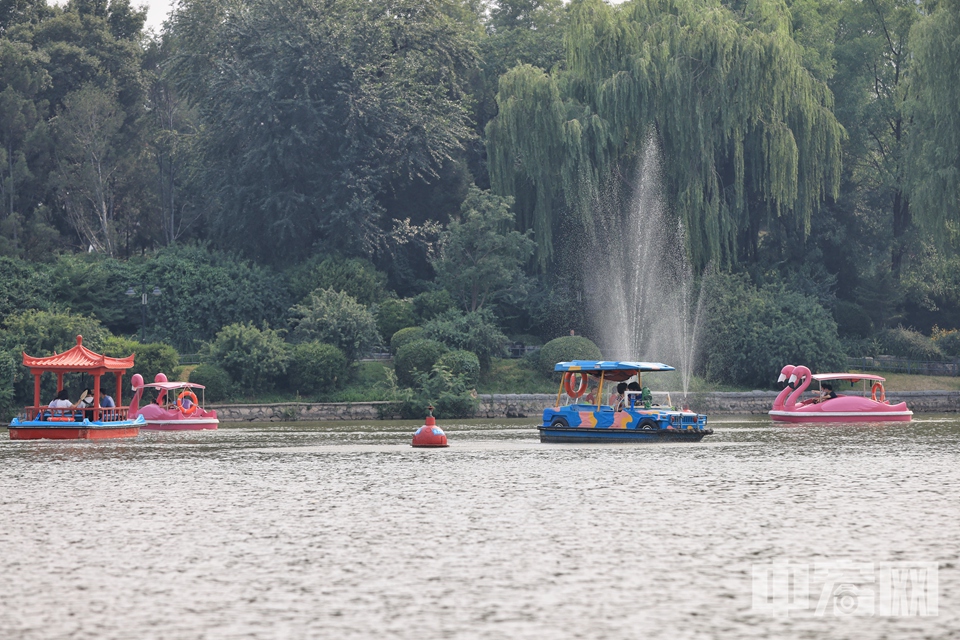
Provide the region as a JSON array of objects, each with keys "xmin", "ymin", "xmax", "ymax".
[
  {"xmin": 130, "ymin": 373, "xmax": 219, "ymax": 430},
  {"xmin": 769, "ymin": 364, "xmax": 912, "ymax": 423}
]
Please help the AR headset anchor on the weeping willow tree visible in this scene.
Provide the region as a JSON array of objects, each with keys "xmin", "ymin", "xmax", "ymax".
[
  {"xmin": 908, "ymin": 0, "xmax": 960, "ymax": 241},
  {"xmin": 486, "ymin": 0, "xmax": 843, "ymax": 270}
]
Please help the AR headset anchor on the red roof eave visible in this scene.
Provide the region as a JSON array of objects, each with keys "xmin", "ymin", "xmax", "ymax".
[{"xmin": 21, "ymin": 335, "xmax": 135, "ymax": 374}]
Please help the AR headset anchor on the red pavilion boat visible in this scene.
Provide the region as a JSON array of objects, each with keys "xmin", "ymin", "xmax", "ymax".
[{"xmin": 8, "ymin": 335, "xmax": 144, "ymax": 440}]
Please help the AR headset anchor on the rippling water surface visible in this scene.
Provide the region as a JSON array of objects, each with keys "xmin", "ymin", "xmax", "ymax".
[{"xmin": 1, "ymin": 416, "xmax": 958, "ymax": 639}]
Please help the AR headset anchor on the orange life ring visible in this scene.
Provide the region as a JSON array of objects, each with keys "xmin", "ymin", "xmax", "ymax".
[
  {"xmin": 563, "ymin": 372, "xmax": 589, "ymax": 398},
  {"xmin": 177, "ymin": 390, "xmax": 199, "ymax": 416},
  {"xmin": 871, "ymin": 382, "xmax": 885, "ymax": 403}
]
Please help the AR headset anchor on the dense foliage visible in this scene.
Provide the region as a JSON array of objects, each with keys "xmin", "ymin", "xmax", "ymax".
[
  {"xmin": 537, "ymin": 336, "xmax": 602, "ymax": 376},
  {"xmin": 699, "ymin": 273, "xmax": 846, "ymax": 387},
  {"xmin": 394, "ymin": 338, "xmax": 449, "ymax": 388},
  {"xmin": 287, "ymin": 342, "xmax": 348, "ymax": 394}
]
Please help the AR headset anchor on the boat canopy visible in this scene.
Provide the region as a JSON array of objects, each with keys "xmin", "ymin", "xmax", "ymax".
[
  {"xmin": 142, "ymin": 381, "xmax": 206, "ymax": 390},
  {"xmin": 812, "ymin": 373, "xmax": 885, "ymax": 383},
  {"xmin": 554, "ymin": 360, "xmax": 675, "ymax": 381}
]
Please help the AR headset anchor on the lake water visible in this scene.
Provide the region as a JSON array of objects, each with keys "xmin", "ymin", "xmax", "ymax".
[{"xmin": 1, "ymin": 416, "xmax": 958, "ymax": 639}]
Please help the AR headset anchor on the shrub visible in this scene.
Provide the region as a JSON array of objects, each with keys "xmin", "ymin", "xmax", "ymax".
[
  {"xmin": 375, "ymin": 299, "xmax": 416, "ymax": 344},
  {"xmin": 394, "ymin": 339, "xmax": 448, "ymax": 387},
  {"xmin": 934, "ymin": 330, "xmax": 960, "ymax": 358},
  {"xmin": 287, "ymin": 342, "xmax": 348, "ymax": 394},
  {"xmin": 188, "ymin": 364, "xmax": 234, "ymax": 402},
  {"xmin": 437, "ymin": 350, "xmax": 480, "ymax": 387},
  {"xmin": 412, "ymin": 289, "xmax": 455, "ymax": 323},
  {"xmin": 287, "ymin": 255, "xmax": 388, "ymax": 305},
  {"xmin": 699, "ymin": 273, "xmax": 846, "ymax": 388},
  {"xmin": 102, "ymin": 336, "xmax": 180, "ymax": 382},
  {"xmin": 876, "ymin": 327, "xmax": 943, "ymax": 360},
  {"xmin": 390, "ymin": 326, "xmax": 425, "ymax": 355},
  {"xmin": 538, "ymin": 336, "xmax": 602, "ymax": 376},
  {"xmin": 288, "ymin": 288, "xmax": 379, "ymax": 361},
  {"xmin": 413, "ymin": 364, "xmax": 479, "ymax": 419},
  {"xmin": 422, "ymin": 308, "xmax": 508, "ymax": 371},
  {"xmin": 205, "ymin": 322, "xmax": 288, "ymax": 391}
]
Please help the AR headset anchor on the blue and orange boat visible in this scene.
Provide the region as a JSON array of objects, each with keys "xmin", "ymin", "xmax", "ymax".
[
  {"xmin": 8, "ymin": 335, "xmax": 144, "ymax": 440},
  {"xmin": 540, "ymin": 360, "xmax": 711, "ymax": 443}
]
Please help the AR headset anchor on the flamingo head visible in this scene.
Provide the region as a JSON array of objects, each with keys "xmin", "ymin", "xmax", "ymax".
[
  {"xmin": 131, "ymin": 373, "xmax": 144, "ymax": 390},
  {"xmin": 788, "ymin": 365, "xmax": 812, "ymax": 386},
  {"xmin": 154, "ymin": 372, "xmax": 168, "ymax": 383},
  {"xmin": 777, "ymin": 364, "xmax": 796, "ymax": 384}
]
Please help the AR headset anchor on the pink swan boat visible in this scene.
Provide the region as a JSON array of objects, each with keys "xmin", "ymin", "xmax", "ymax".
[
  {"xmin": 769, "ymin": 365, "xmax": 912, "ymax": 423},
  {"xmin": 130, "ymin": 373, "xmax": 219, "ymax": 430}
]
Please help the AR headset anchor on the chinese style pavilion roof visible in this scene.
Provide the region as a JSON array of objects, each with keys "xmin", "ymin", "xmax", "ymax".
[{"xmin": 22, "ymin": 335, "xmax": 135, "ymax": 373}]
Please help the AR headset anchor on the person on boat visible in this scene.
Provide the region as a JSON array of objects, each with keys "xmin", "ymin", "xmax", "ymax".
[
  {"xmin": 99, "ymin": 389, "xmax": 115, "ymax": 408},
  {"xmin": 819, "ymin": 383, "xmax": 837, "ymax": 402},
  {"xmin": 78, "ymin": 388, "xmax": 95, "ymax": 418},
  {"xmin": 49, "ymin": 389, "xmax": 74, "ymax": 409},
  {"xmin": 610, "ymin": 382, "xmax": 628, "ymax": 411}
]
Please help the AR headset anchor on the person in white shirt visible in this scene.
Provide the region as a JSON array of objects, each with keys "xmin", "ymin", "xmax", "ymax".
[{"xmin": 48, "ymin": 389, "xmax": 74, "ymax": 409}]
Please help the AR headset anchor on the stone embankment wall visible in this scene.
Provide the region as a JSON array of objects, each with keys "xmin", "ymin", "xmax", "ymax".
[{"xmin": 209, "ymin": 390, "xmax": 959, "ymax": 422}]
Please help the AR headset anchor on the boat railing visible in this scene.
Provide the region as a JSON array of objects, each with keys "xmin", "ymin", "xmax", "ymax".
[{"xmin": 21, "ymin": 406, "xmax": 132, "ymax": 422}]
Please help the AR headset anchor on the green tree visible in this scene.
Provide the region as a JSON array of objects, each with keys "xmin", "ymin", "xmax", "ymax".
[
  {"xmin": 907, "ymin": 0, "xmax": 960, "ymax": 236},
  {"xmin": 422, "ymin": 307, "xmax": 508, "ymax": 371},
  {"xmin": 287, "ymin": 288, "xmax": 380, "ymax": 362},
  {"xmin": 431, "ymin": 187, "xmax": 535, "ymax": 312},
  {"xmin": 52, "ymin": 83, "xmax": 128, "ymax": 255},
  {"xmin": 101, "ymin": 335, "xmax": 179, "ymax": 381},
  {"xmin": 167, "ymin": 0, "xmax": 479, "ymax": 262},
  {"xmin": 700, "ymin": 272, "xmax": 846, "ymax": 387},
  {"xmin": 205, "ymin": 322, "xmax": 288, "ymax": 392},
  {"xmin": 288, "ymin": 255, "xmax": 388, "ymax": 306},
  {"xmin": 0, "ymin": 38, "xmax": 50, "ymax": 255},
  {"xmin": 487, "ymin": 0, "xmax": 843, "ymax": 270},
  {"xmin": 831, "ymin": 0, "xmax": 924, "ymax": 279}
]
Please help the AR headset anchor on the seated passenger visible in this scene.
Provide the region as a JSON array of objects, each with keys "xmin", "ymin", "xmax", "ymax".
[
  {"xmin": 47, "ymin": 389, "xmax": 74, "ymax": 419},
  {"xmin": 611, "ymin": 382, "xmax": 628, "ymax": 412},
  {"xmin": 98, "ymin": 389, "xmax": 116, "ymax": 408},
  {"xmin": 49, "ymin": 389, "xmax": 74, "ymax": 409},
  {"xmin": 819, "ymin": 383, "xmax": 837, "ymax": 402},
  {"xmin": 77, "ymin": 388, "xmax": 95, "ymax": 419}
]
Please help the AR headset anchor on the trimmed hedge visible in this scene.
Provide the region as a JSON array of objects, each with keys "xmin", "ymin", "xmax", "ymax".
[
  {"xmin": 394, "ymin": 339, "xmax": 449, "ymax": 387},
  {"xmin": 287, "ymin": 342, "xmax": 348, "ymax": 394},
  {"xmin": 390, "ymin": 326, "xmax": 425, "ymax": 355},
  {"xmin": 538, "ymin": 336, "xmax": 602, "ymax": 376},
  {"xmin": 437, "ymin": 350, "xmax": 480, "ymax": 387}
]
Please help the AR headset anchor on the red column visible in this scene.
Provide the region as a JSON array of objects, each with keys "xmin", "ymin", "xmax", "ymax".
[
  {"xmin": 33, "ymin": 373, "xmax": 40, "ymax": 408},
  {"xmin": 93, "ymin": 375, "xmax": 101, "ymax": 422},
  {"xmin": 116, "ymin": 373, "xmax": 123, "ymax": 408}
]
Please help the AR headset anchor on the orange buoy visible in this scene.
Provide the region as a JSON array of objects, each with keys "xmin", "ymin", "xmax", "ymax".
[{"xmin": 412, "ymin": 406, "xmax": 448, "ymax": 448}]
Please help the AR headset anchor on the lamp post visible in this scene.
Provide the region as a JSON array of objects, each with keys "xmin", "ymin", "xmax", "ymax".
[{"xmin": 125, "ymin": 283, "xmax": 161, "ymax": 342}]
